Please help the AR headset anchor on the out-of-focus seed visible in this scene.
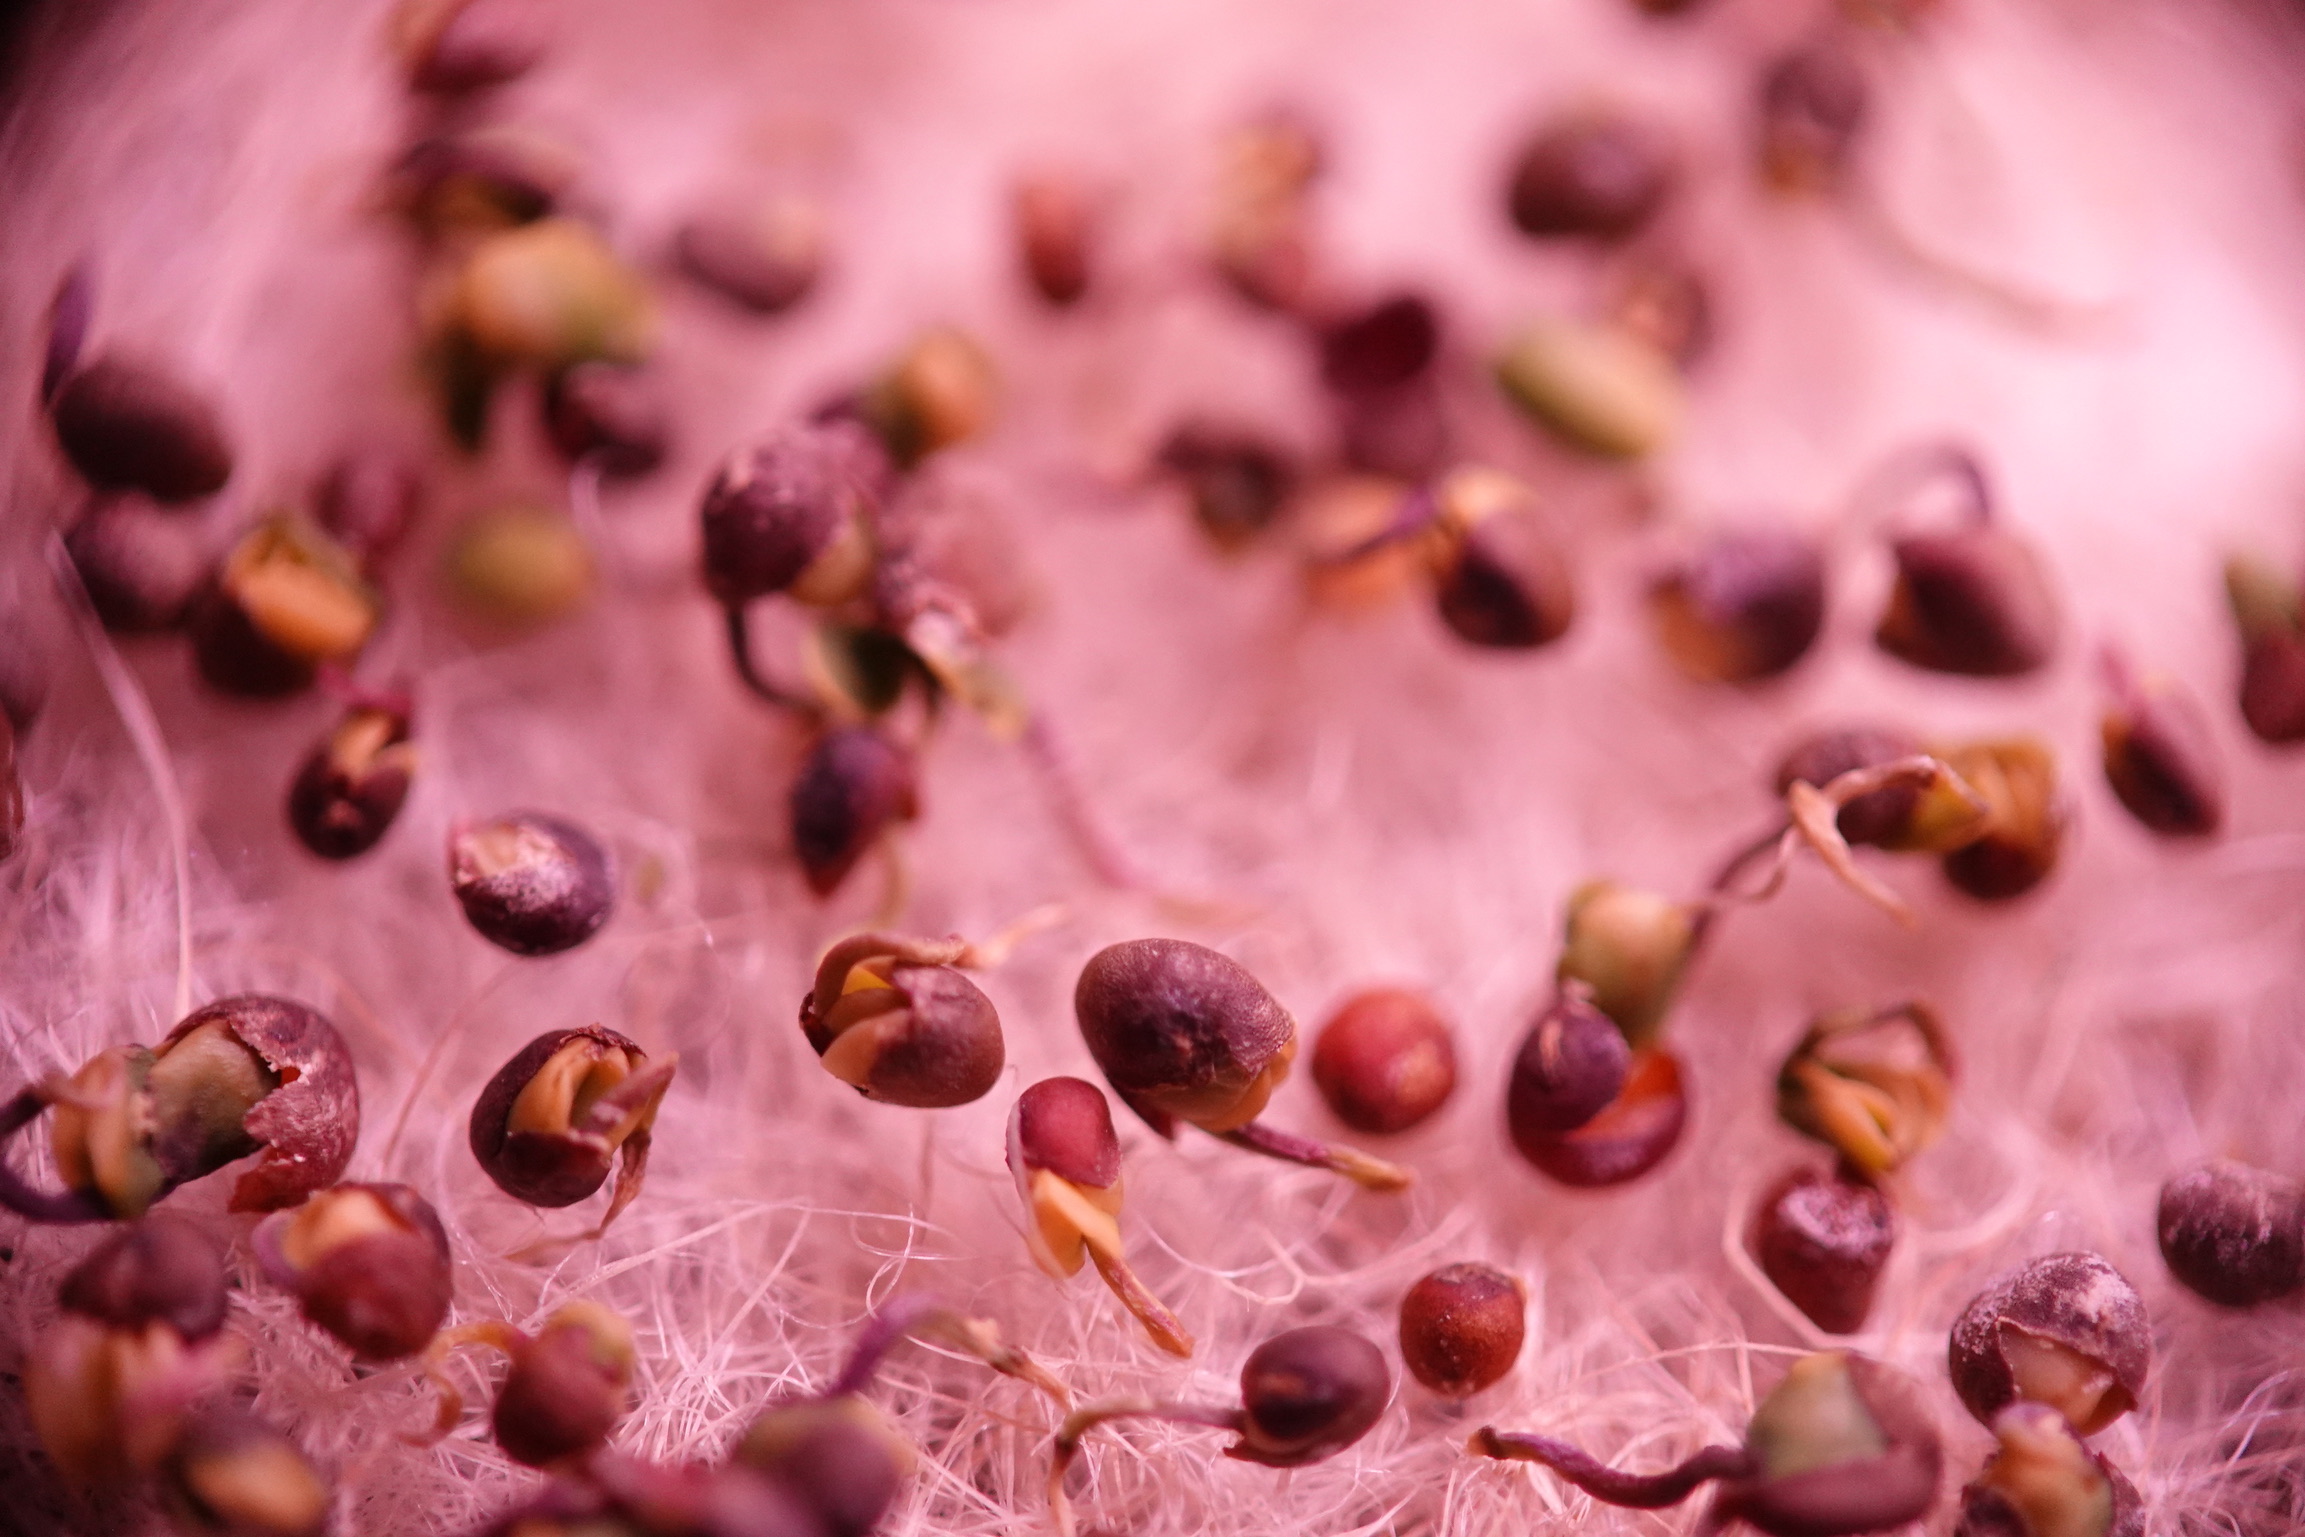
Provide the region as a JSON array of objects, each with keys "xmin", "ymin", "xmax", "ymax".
[
  {"xmin": 1319, "ymin": 294, "xmax": 1439, "ymax": 396},
  {"xmin": 1650, "ymin": 528, "xmax": 1826, "ymax": 683},
  {"xmin": 2157, "ymin": 1159, "xmax": 2305, "ymax": 1308},
  {"xmin": 397, "ymin": 0, "xmax": 547, "ymax": 94},
  {"xmin": 1496, "ymin": 318, "xmax": 1682, "ymax": 461},
  {"xmin": 863, "ymin": 327, "xmax": 997, "ymax": 468},
  {"xmin": 493, "ymin": 1301, "xmax": 636, "ymax": 1467},
  {"xmin": 254, "ymin": 1181, "xmax": 454, "ymax": 1361},
  {"xmin": 62, "ymin": 496, "xmax": 210, "ymax": 632},
  {"xmin": 701, "ymin": 423, "xmax": 883, "ymax": 607},
  {"xmin": 1955, "ymin": 1403, "xmax": 2140, "ymax": 1537},
  {"xmin": 1876, "ymin": 527, "xmax": 2059, "ymax": 678},
  {"xmin": 1399, "ymin": 1263, "xmax": 1525, "ymax": 1397},
  {"xmin": 450, "ymin": 812, "xmax": 616, "ymax": 955},
  {"xmin": 1428, "ymin": 466, "xmax": 1576, "ymax": 650},
  {"xmin": 316, "ymin": 451, "xmax": 423, "ymax": 574},
  {"xmin": 1750, "ymin": 1166, "xmax": 1895, "ymax": 1334},
  {"xmin": 1506, "ymin": 113, "xmax": 1676, "ymax": 242},
  {"xmin": 1938, "ymin": 739, "xmax": 2063, "ymax": 901},
  {"xmin": 1758, "ymin": 40, "xmax": 1869, "ymax": 193},
  {"xmin": 1158, "ymin": 424, "xmax": 1295, "ymax": 552},
  {"xmin": 2226, "ymin": 554, "xmax": 2305, "ymax": 743},
  {"xmin": 287, "ymin": 704, "xmax": 416, "ymax": 860},
  {"xmin": 43, "ymin": 266, "xmax": 92, "ymax": 405},
  {"xmin": 1208, "ymin": 113, "xmax": 1322, "ymax": 312},
  {"xmin": 1609, "ymin": 259, "xmax": 1713, "ymax": 370},
  {"xmin": 2101, "ymin": 668, "xmax": 2223, "ymax": 837},
  {"xmin": 675, "ymin": 196, "xmax": 826, "ymax": 315},
  {"xmin": 1947, "ymin": 1252, "xmax": 2150, "ymax": 1437},
  {"xmin": 50, "ymin": 356, "xmax": 234, "ymax": 503},
  {"xmin": 394, "ymin": 124, "xmax": 578, "ymax": 237},
  {"xmin": 1504, "ymin": 991, "xmax": 1631, "ymax": 1144},
  {"xmin": 789, "ymin": 726, "xmax": 918, "ymax": 896},
  {"xmin": 1309, "ymin": 988, "xmax": 1456, "ymax": 1135},
  {"xmin": 1075, "ymin": 937, "xmax": 1296, "ymax": 1137},
  {"xmin": 448, "ymin": 219, "xmax": 655, "ymax": 372},
  {"xmin": 737, "ymin": 1396, "xmax": 911, "ymax": 1537},
  {"xmin": 161, "ymin": 1411, "xmax": 332, "ymax": 1537},
  {"xmin": 1015, "ymin": 173, "xmax": 1096, "ymax": 307},
  {"xmin": 444, "ymin": 505, "xmax": 595, "ymax": 629},
  {"xmin": 190, "ymin": 518, "xmax": 380, "ymax": 698},
  {"xmin": 60, "ymin": 1214, "xmax": 229, "ymax": 1340},
  {"xmin": 1556, "ymin": 880, "xmax": 1698, "ymax": 1048},
  {"xmin": 1773, "ymin": 726, "xmax": 1927, "ymax": 848},
  {"xmin": 545, "ymin": 361, "xmax": 671, "ymax": 478}
]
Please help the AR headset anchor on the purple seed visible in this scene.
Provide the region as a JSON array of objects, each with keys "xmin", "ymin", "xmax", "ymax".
[
  {"xmin": 545, "ymin": 362, "xmax": 671, "ymax": 478},
  {"xmin": 789, "ymin": 727, "xmax": 918, "ymax": 897},
  {"xmin": 50, "ymin": 356, "xmax": 233, "ymax": 503},
  {"xmin": 1010, "ymin": 1076, "xmax": 1123, "ymax": 1190},
  {"xmin": 1234, "ymin": 1325, "xmax": 1390, "ymax": 1467},
  {"xmin": 1505, "ymin": 991, "xmax": 1630, "ymax": 1143},
  {"xmin": 1506, "ymin": 113, "xmax": 1677, "ymax": 242},
  {"xmin": 288, "ymin": 705, "xmax": 416, "ymax": 860},
  {"xmin": 1947, "ymin": 1252, "xmax": 2150, "ymax": 1437},
  {"xmin": 2157, "ymin": 1159, "xmax": 2305, "ymax": 1308},
  {"xmin": 1750, "ymin": 1166, "xmax": 1896, "ymax": 1334},
  {"xmin": 1649, "ymin": 528, "xmax": 1827, "ymax": 684},
  {"xmin": 450, "ymin": 812, "xmax": 616, "ymax": 956},
  {"xmin": 1399, "ymin": 1263, "xmax": 1525, "ymax": 1398},
  {"xmin": 1074, "ymin": 938, "xmax": 1296, "ymax": 1137}
]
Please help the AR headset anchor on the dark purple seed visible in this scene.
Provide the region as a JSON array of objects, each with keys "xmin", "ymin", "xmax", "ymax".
[
  {"xmin": 545, "ymin": 362, "xmax": 671, "ymax": 478},
  {"xmin": 789, "ymin": 727, "xmax": 917, "ymax": 897},
  {"xmin": 2240, "ymin": 629, "xmax": 2305, "ymax": 744},
  {"xmin": 450, "ymin": 812, "xmax": 616, "ymax": 955},
  {"xmin": 50, "ymin": 356, "xmax": 233, "ymax": 503},
  {"xmin": 1318, "ymin": 294, "xmax": 1440, "ymax": 397},
  {"xmin": 1947, "ymin": 1251, "xmax": 2150, "ymax": 1436},
  {"xmin": 2157, "ymin": 1159, "xmax": 2305, "ymax": 1308},
  {"xmin": 1876, "ymin": 528, "xmax": 2059, "ymax": 678},
  {"xmin": 1759, "ymin": 41, "xmax": 1869, "ymax": 193},
  {"xmin": 1505, "ymin": 992, "xmax": 1630, "ymax": 1144},
  {"xmin": 1399, "ymin": 1263, "xmax": 1525, "ymax": 1398},
  {"xmin": 256, "ymin": 1182, "xmax": 453, "ymax": 1362},
  {"xmin": 1434, "ymin": 505, "xmax": 1575, "ymax": 651},
  {"xmin": 288, "ymin": 705, "xmax": 416, "ymax": 860},
  {"xmin": 1506, "ymin": 114, "xmax": 1676, "ymax": 242},
  {"xmin": 701, "ymin": 423, "xmax": 882, "ymax": 606},
  {"xmin": 1773, "ymin": 726, "xmax": 1925, "ymax": 848},
  {"xmin": 1074, "ymin": 938, "xmax": 1296, "ymax": 1137},
  {"xmin": 1016, "ymin": 174, "xmax": 1095, "ymax": 307},
  {"xmin": 1157, "ymin": 424, "xmax": 1295, "ymax": 551},
  {"xmin": 403, "ymin": 0, "xmax": 548, "ymax": 94},
  {"xmin": 0, "ymin": 713, "xmax": 21, "ymax": 864},
  {"xmin": 58, "ymin": 1214, "xmax": 228, "ymax": 1340},
  {"xmin": 493, "ymin": 1305, "xmax": 635, "ymax": 1467},
  {"xmin": 468, "ymin": 1026, "xmax": 665, "ymax": 1208},
  {"xmin": 1011, "ymin": 1076, "xmax": 1123, "ymax": 1190},
  {"xmin": 161, "ymin": 1410, "xmax": 330, "ymax": 1537},
  {"xmin": 1310, "ymin": 988, "xmax": 1456, "ymax": 1136},
  {"xmin": 42, "ymin": 265, "xmax": 92, "ymax": 405},
  {"xmin": 316, "ymin": 451, "xmax": 423, "ymax": 573},
  {"xmin": 1512, "ymin": 1047, "xmax": 1686, "ymax": 1189},
  {"xmin": 737, "ymin": 1397, "xmax": 909, "ymax": 1537},
  {"xmin": 1750, "ymin": 1166, "xmax": 1895, "ymax": 1334},
  {"xmin": 62, "ymin": 495, "xmax": 210, "ymax": 632},
  {"xmin": 1233, "ymin": 1326, "xmax": 1390, "ymax": 1467},
  {"xmin": 1650, "ymin": 529, "xmax": 1826, "ymax": 684},
  {"xmin": 675, "ymin": 200, "xmax": 824, "ymax": 315},
  {"xmin": 2102, "ymin": 677, "xmax": 2223, "ymax": 837}
]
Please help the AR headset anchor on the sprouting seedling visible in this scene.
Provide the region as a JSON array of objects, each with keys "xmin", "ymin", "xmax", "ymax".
[
  {"xmin": 1947, "ymin": 1252, "xmax": 2150, "ymax": 1439},
  {"xmin": 159, "ymin": 1408, "xmax": 332, "ymax": 1537},
  {"xmin": 424, "ymin": 1300, "xmax": 636, "ymax": 1467},
  {"xmin": 1934, "ymin": 739, "xmax": 2065, "ymax": 902},
  {"xmin": 798, "ymin": 927, "xmax": 1048, "ymax": 1108},
  {"xmin": 0, "ymin": 995, "xmax": 359, "ymax": 1224},
  {"xmin": 26, "ymin": 1215, "xmax": 238, "ymax": 1484},
  {"xmin": 253, "ymin": 1181, "xmax": 455, "ymax": 1363},
  {"xmin": 1048, "ymin": 1325, "xmax": 1390, "ymax": 1537},
  {"xmin": 1727, "ymin": 752, "xmax": 1992, "ymax": 926},
  {"xmin": 1008, "ymin": 1077, "xmax": 1194, "ymax": 1357},
  {"xmin": 789, "ymin": 725, "xmax": 921, "ymax": 899},
  {"xmin": 1073, "ymin": 938, "xmax": 1411, "ymax": 1190},
  {"xmin": 1776, "ymin": 1000, "xmax": 1953, "ymax": 1181},
  {"xmin": 1956, "ymin": 1402, "xmax": 2145, "ymax": 1537},
  {"xmin": 468, "ymin": 1025, "xmax": 676, "ymax": 1238},
  {"xmin": 1473, "ymin": 1350, "xmax": 1942, "ymax": 1537},
  {"xmin": 1648, "ymin": 526, "xmax": 1828, "ymax": 685}
]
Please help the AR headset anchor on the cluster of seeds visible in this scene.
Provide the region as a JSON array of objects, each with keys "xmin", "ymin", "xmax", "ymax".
[{"xmin": 4, "ymin": 0, "xmax": 2303, "ymax": 1535}]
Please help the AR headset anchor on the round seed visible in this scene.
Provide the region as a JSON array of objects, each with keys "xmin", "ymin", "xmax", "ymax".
[
  {"xmin": 1399, "ymin": 1263, "xmax": 1525, "ymax": 1397},
  {"xmin": 1310, "ymin": 988, "xmax": 1456, "ymax": 1135}
]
